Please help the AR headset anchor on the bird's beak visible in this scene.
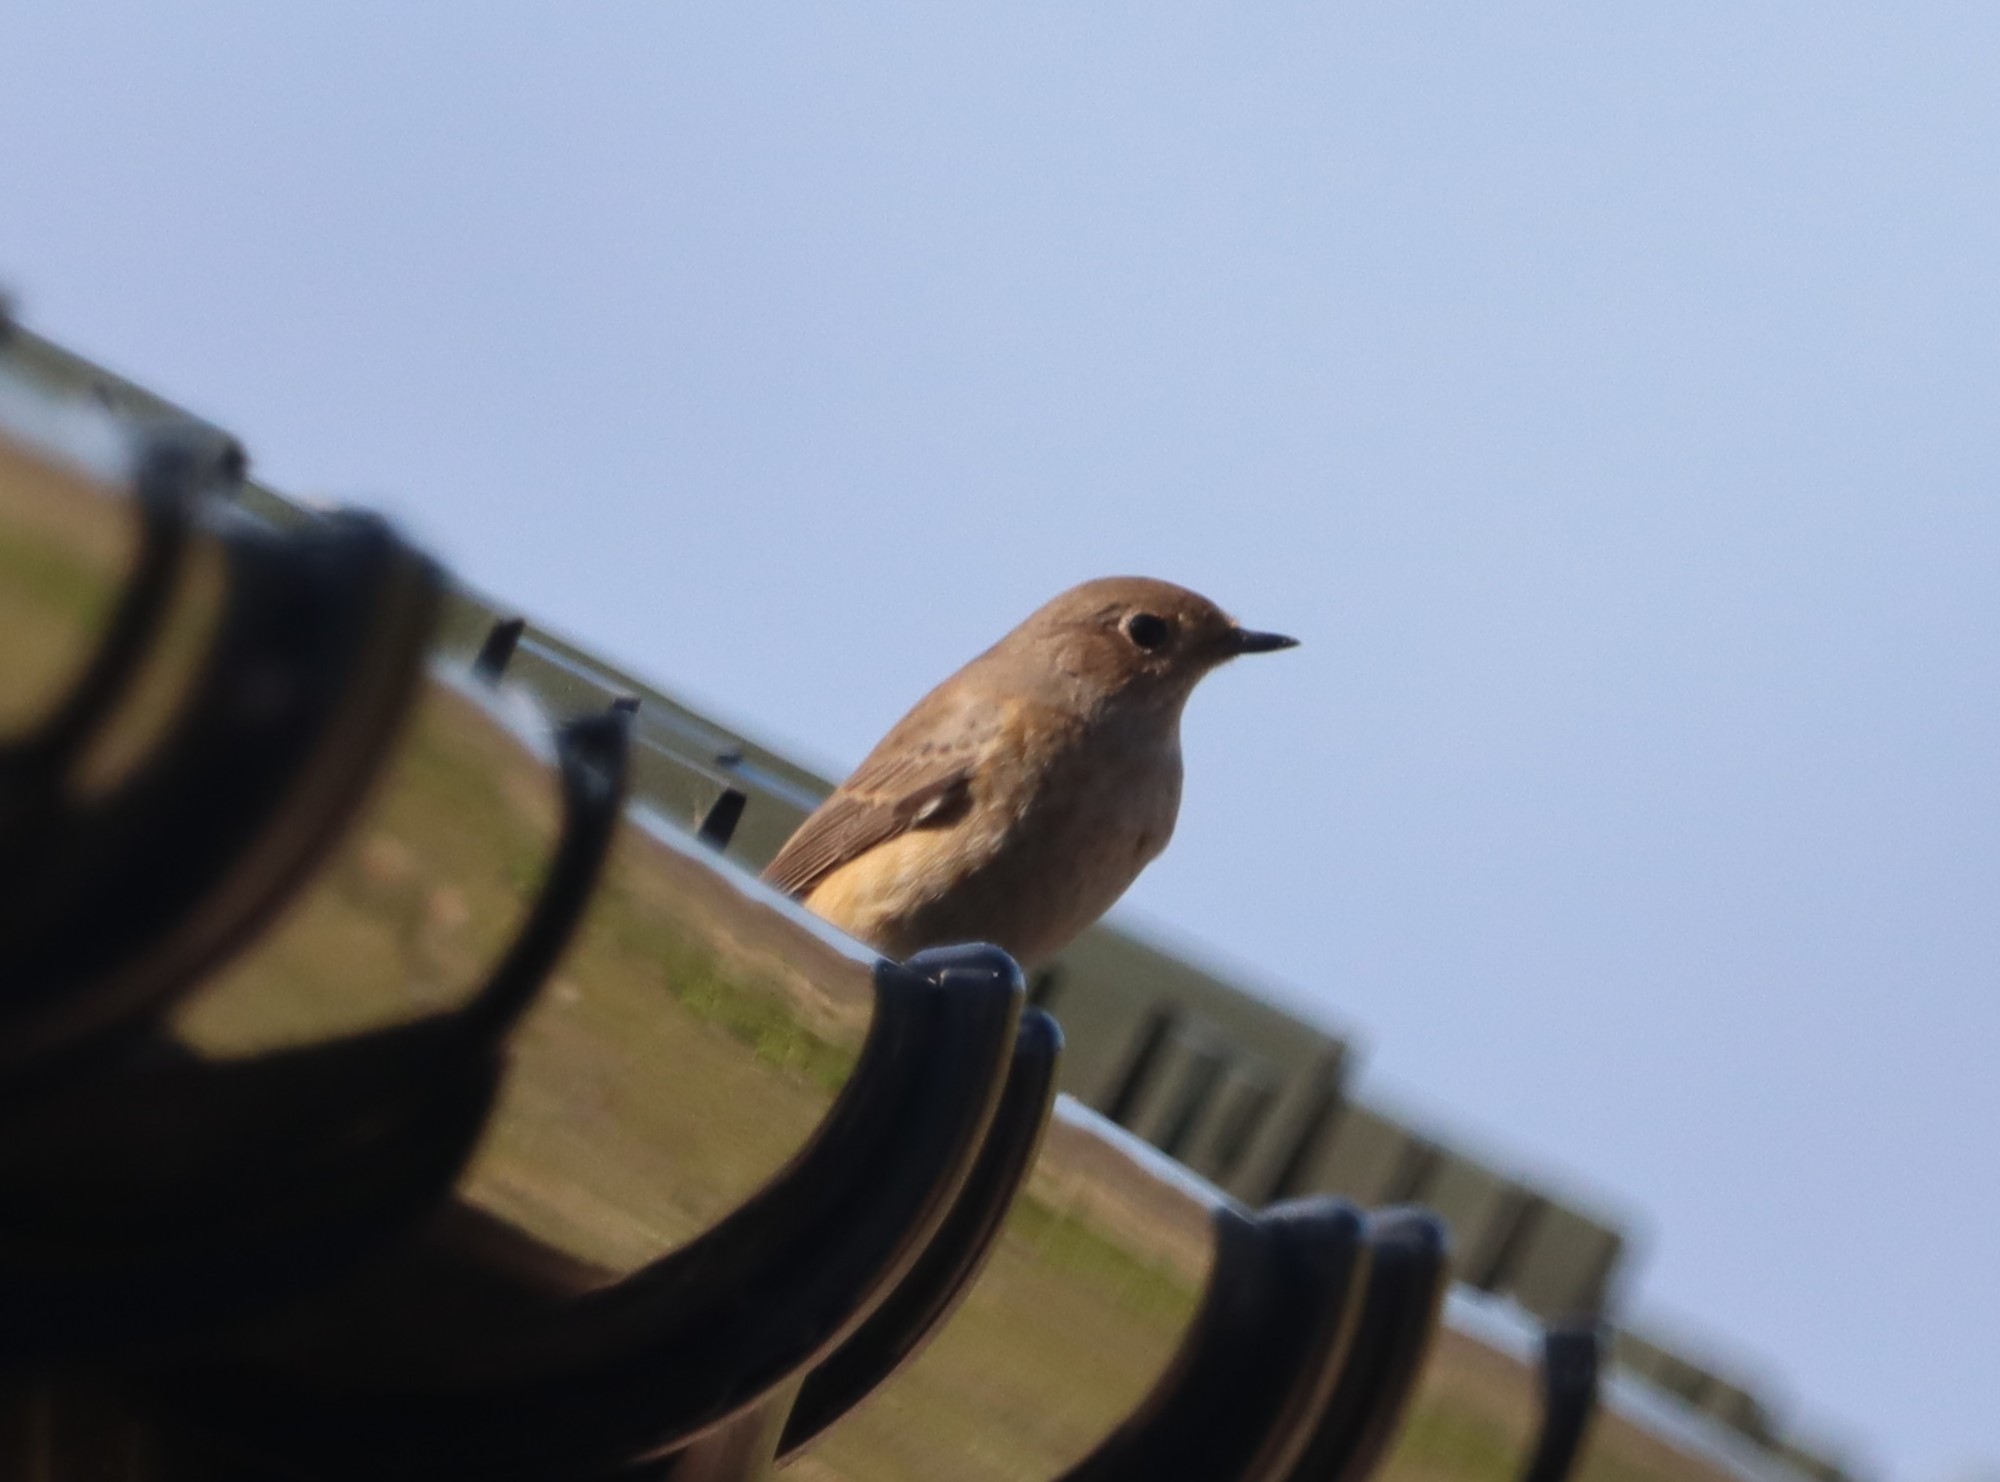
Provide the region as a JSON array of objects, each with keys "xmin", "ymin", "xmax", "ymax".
[{"xmin": 1226, "ymin": 627, "xmax": 1300, "ymax": 656}]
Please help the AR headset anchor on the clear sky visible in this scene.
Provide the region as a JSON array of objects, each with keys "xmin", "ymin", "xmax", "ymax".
[{"xmin": 5, "ymin": 6, "xmax": 1995, "ymax": 1474}]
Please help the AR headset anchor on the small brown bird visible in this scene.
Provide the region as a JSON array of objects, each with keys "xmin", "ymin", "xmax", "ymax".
[{"xmin": 763, "ymin": 576, "xmax": 1297, "ymax": 967}]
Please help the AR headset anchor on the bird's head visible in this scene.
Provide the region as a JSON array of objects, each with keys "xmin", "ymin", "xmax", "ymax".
[{"xmin": 1003, "ymin": 575, "xmax": 1298, "ymax": 712}]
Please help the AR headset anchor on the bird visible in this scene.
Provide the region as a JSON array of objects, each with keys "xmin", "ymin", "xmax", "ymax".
[{"xmin": 762, "ymin": 576, "xmax": 1297, "ymax": 968}]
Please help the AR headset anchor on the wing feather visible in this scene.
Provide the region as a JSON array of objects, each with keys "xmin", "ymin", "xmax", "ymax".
[{"xmin": 761, "ymin": 690, "xmax": 995, "ymax": 899}]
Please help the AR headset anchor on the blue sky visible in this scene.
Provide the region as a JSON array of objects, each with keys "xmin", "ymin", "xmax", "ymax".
[{"xmin": 5, "ymin": 6, "xmax": 1996, "ymax": 1473}]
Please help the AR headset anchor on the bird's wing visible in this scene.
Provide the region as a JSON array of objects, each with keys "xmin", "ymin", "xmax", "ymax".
[{"xmin": 761, "ymin": 692, "xmax": 995, "ymax": 900}]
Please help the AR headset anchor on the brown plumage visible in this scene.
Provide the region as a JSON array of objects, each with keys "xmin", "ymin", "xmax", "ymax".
[{"xmin": 764, "ymin": 576, "xmax": 1296, "ymax": 968}]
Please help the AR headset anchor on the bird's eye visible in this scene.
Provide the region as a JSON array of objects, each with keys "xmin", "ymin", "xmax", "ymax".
[{"xmin": 1123, "ymin": 612, "xmax": 1172, "ymax": 651}]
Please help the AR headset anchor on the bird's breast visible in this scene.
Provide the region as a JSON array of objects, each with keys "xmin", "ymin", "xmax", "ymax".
[
  {"xmin": 801, "ymin": 707, "xmax": 1185, "ymax": 968},
  {"xmin": 946, "ymin": 712, "xmax": 1183, "ymax": 964}
]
